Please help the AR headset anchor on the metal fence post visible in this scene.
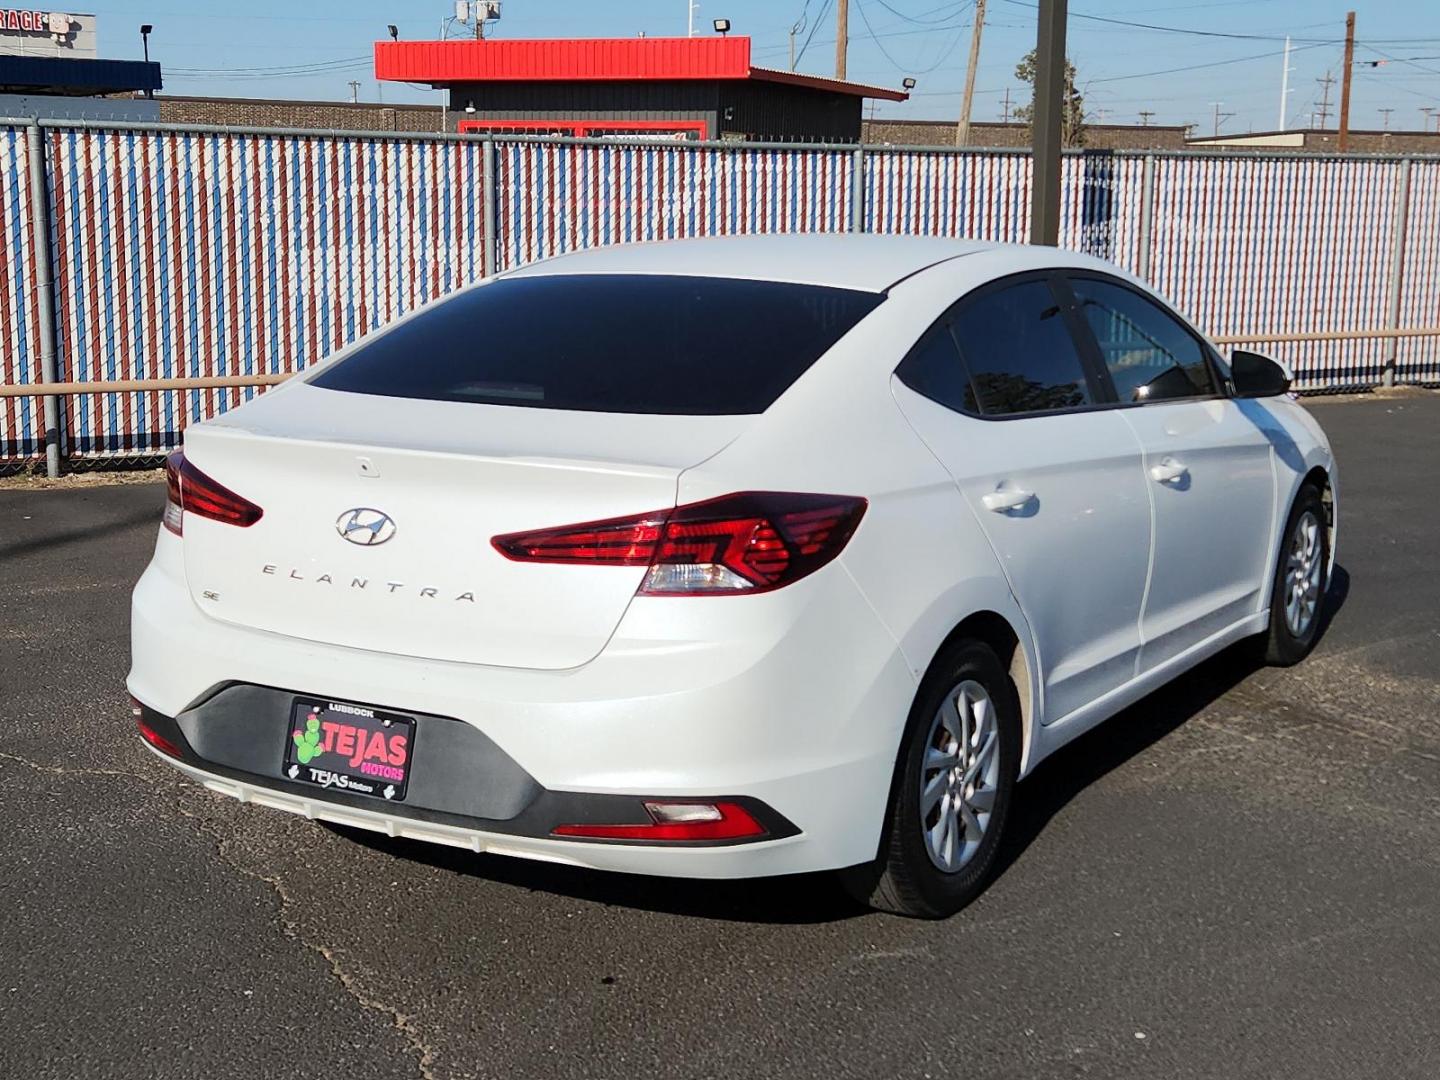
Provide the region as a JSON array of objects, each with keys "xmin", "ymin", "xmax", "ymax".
[
  {"xmin": 1137, "ymin": 154, "xmax": 1157, "ymax": 282},
  {"xmin": 25, "ymin": 122, "xmax": 61, "ymax": 478},
  {"xmin": 850, "ymin": 146, "xmax": 866, "ymax": 234},
  {"xmin": 1382, "ymin": 158, "xmax": 1413, "ymax": 388},
  {"xmin": 482, "ymin": 137, "xmax": 498, "ymax": 278}
]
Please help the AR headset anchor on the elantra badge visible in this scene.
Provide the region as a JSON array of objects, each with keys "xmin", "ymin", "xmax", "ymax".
[{"xmin": 336, "ymin": 508, "xmax": 397, "ymax": 546}]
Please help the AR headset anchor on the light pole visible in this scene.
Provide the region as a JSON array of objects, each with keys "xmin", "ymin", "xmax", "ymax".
[
  {"xmin": 1030, "ymin": 0, "xmax": 1067, "ymax": 246},
  {"xmin": 139, "ymin": 24, "xmax": 154, "ymax": 99}
]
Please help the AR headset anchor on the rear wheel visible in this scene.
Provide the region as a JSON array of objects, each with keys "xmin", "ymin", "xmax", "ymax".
[
  {"xmin": 843, "ymin": 639, "xmax": 1020, "ymax": 919},
  {"xmin": 1255, "ymin": 483, "xmax": 1330, "ymax": 666}
]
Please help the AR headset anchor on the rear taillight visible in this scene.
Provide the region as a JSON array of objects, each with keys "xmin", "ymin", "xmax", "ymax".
[
  {"xmin": 163, "ymin": 451, "xmax": 263, "ymax": 536},
  {"xmin": 132, "ymin": 697, "xmax": 183, "ymax": 759},
  {"xmin": 492, "ymin": 492, "xmax": 867, "ymax": 596},
  {"xmin": 552, "ymin": 801, "xmax": 767, "ymax": 842}
]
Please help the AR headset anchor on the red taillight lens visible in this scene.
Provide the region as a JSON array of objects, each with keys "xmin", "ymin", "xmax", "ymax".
[
  {"xmin": 552, "ymin": 801, "xmax": 766, "ymax": 842},
  {"xmin": 492, "ymin": 492, "xmax": 866, "ymax": 596},
  {"xmin": 163, "ymin": 451, "xmax": 263, "ymax": 536},
  {"xmin": 134, "ymin": 720, "xmax": 182, "ymax": 760}
]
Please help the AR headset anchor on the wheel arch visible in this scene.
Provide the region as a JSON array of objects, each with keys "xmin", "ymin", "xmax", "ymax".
[
  {"xmin": 1292, "ymin": 462, "xmax": 1337, "ymax": 578},
  {"xmin": 920, "ymin": 609, "xmax": 1040, "ymax": 778}
]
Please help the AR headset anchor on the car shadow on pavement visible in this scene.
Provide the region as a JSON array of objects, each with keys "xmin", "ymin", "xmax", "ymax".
[
  {"xmin": 334, "ymin": 567, "xmax": 1349, "ymax": 925},
  {"xmin": 991, "ymin": 563, "xmax": 1350, "ymax": 884},
  {"xmin": 332, "ymin": 825, "xmax": 869, "ymax": 925},
  {"xmin": 0, "ymin": 500, "xmax": 163, "ymax": 561}
]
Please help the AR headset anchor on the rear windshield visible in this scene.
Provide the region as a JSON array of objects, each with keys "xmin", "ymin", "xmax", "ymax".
[{"xmin": 308, "ymin": 274, "xmax": 885, "ymax": 416}]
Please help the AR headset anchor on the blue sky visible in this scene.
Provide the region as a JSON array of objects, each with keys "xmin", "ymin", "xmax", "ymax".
[{"xmin": 94, "ymin": 1, "xmax": 1440, "ymax": 134}]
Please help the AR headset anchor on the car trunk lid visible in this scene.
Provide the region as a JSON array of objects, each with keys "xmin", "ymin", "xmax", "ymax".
[{"xmin": 178, "ymin": 384, "xmax": 747, "ymax": 670}]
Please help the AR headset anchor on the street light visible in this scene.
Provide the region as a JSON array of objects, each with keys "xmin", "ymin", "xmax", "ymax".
[
  {"xmin": 387, "ymin": 24, "xmax": 399, "ymax": 41},
  {"xmin": 713, "ymin": 18, "xmax": 731, "ymax": 36},
  {"xmin": 139, "ymin": 24, "xmax": 154, "ymax": 99},
  {"xmin": 902, "ymin": 77, "xmax": 917, "ymax": 91}
]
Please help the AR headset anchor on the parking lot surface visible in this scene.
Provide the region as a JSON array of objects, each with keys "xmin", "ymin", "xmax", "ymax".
[{"xmin": 2, "ymin": 393, "xmax": 1438, "ymax": 1080}]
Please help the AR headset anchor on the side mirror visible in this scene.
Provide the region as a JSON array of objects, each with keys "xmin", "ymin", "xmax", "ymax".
[{"xmin": 1229, "ymin": 349, "xmax": 1293, "ymax": 398}]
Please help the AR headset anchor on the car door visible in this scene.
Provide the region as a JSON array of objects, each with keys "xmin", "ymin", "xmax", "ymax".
[
  {"xmin": 892, "ymin": 273, "xmax": 1153, "ymax": 726},
  {"xmin": 1063, "ymin": 273, "xmax": 1277, "ymax": 671}
]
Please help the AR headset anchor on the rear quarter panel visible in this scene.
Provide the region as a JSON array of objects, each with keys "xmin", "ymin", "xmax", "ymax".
[{"xmin": 679, "ymin": 283, "xmax": 1047, "ymax": 773}]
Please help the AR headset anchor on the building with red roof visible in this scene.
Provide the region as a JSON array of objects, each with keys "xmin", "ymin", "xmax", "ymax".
[{"xmin": 374, "ymin": 35, "xmax": 908, "ymax": 143}]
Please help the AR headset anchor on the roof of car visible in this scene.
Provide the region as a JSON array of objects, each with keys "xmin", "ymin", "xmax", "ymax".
[{"xmin": 504, "ymin": 234, "xmax": 1002, "ymax": 292}]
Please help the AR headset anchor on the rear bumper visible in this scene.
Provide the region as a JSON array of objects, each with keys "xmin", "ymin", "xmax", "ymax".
[
  {"xmin": 145, "ymin": 745, "xmax": 814, "ymax": 878},
  {"xmin": 128, "ymin": 529, "xmax": 917, "ymax": 878}
]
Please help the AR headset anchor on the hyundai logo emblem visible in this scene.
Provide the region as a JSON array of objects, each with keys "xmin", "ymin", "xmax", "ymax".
[{"xmin": 336, "ymin": 508, "xmax": 397, "ymax": 547}]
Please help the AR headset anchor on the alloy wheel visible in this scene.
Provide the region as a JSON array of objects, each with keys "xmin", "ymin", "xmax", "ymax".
[
  {"xmin": 1284, "ymin": 509, "xmax": 1324, "ymax": 638},
  {"xmin": 919, "ymin": 679, "xmax": 1001, "ymax": 873}
]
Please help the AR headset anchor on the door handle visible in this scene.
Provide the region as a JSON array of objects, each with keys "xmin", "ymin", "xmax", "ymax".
[
  {"xmin": 1149, "ymin": 458, "xmax": 1189, "ymax": 485},
  {"xmin": 982, "ymin": 488, "xmax": 1035, "ymax": 513}
]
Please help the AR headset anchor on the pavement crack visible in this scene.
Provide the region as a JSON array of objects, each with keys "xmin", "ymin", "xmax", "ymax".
[
  {"xmin": 171, "ymin": 796, "xmax": 439, "ymax": 1080},
  {"xmin": 0, "ymin": 749, "xmax": 165, "ymax": 784}
]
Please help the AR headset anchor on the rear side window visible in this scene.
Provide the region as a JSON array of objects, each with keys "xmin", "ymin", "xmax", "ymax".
[
  {"xmin": 951, "ymin": 280, "xmax": 1094, "ymax": 416},
  {"xmin": 1069, "ymin": 277, "xmax": 1217, "ymax": 403},
  {"xmin": 309, "ymin": 274, "xmax": 885, "ymax": 416},
  {"xmin": 895, "ymin": 325, "xmax": 978, "ymax": 414}
]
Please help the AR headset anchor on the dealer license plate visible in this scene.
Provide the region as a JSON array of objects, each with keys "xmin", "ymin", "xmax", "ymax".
[{"xmin": 282, "ymin": 698, "xmax": 415, "ymax": 803}]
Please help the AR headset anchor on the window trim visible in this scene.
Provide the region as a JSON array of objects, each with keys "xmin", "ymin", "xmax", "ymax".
[
  {"xmin": 1059, "ymin": 270, "xmax": 1230, "ymax": 409},
  {"xmin": 894, "ymin": 269, "xmax": 1115, "ymax": 423}
]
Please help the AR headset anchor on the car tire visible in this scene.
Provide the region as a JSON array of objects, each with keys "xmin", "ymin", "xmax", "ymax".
[
  {"xmin": 1254, "ymin": 483, "xmax": 1330, "ymax": 667},
  {"xmin": 842, "ymin": 638, "xmax": 1021, "ymax": 919}
]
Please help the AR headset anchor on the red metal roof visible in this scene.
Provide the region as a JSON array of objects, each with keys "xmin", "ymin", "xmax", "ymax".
[{"xmin": 373, "ymin": 37, "xmax": 908, "ymax": 102}]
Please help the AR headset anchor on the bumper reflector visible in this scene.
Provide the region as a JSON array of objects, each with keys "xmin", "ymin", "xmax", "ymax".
[
  {"xmin": 552, "ymin": 800, "xmax": 766, "ymax": 842},
  {"xmin": 134, "ymin": 698, "xmax": 183, "ymax": 760}
]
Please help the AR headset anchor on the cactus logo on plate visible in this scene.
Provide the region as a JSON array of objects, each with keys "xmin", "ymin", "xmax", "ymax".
[{"xmin": 282, "ymin": 699, "xmax": 415, "ymax": 802}]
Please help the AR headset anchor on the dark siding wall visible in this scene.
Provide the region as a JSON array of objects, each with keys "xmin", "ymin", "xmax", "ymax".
[
  {"xmin": 721, "ymin": 81, "xmax": 863, "ymax": 143},
  {"xmin": 445, "ymin": 79, "xmax": 865, "ymax": 142},
  {"xmin": 447, "ymin": 80, "xmax": 718, "ymax": 136}
]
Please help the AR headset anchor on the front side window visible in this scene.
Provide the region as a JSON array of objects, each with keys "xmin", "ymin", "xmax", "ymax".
[
  {"xmin": 950, "ymin": 279, "xmax": 1094, "ymax": 416},
  {"xmin": 310, "ymin": 275, "xmax": 885, "ymax": 416},
  {"xmin": 1070, "ymin": 277, "xmax": 1217, "ymax": 404}
]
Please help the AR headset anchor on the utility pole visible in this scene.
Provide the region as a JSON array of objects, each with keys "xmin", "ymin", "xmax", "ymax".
[
  {"xmin": 836, "ymin": 0, "xmax": 849, "ymax": 80},
  {"xmin": 1338, "ymin": 10, "xmax": 1356, "ymax": 150},
  {"xmin": 1030, "ymin": 0, "xmax": 1067, "ymax": 247},
  {"xmin": 1314, "ymin": 71, "xmax": 1336, "ymax": 129},
  {"xmin": 1379, "ymin": 107, "xmax": 1393, "ymax": 131},
  {"xmin": 1138, "ymin": 109, "xmax": 1154, "ymax": 126},
  {"xmin": 1000, "ymin": 88, "xmax": 1013, "ymax": 124},
  {"xmin": 1277, "ymin": 36, "xmax": 1292, "ymax": 130},
  {"xmin": 348, "ymin": 80, "xmax": 361, "ymax": 104},
  {"xmin": 1211, "ymin": 102, "xmax": 1235, "ymax": 138},
  {"xmin": 955, "ymin": 0, "xmax": 988, "ymax": 148},
  {"xmin": 689, "ymin": 0, "xmax": 700, "ymax": 37}
]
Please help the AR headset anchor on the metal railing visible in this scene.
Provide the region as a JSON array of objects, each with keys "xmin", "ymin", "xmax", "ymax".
[{"xmin": 4, "ymin": 326, "xmax": 1436, "ymax": 401}]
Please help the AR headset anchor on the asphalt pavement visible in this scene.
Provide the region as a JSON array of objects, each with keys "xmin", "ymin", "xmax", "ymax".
[{"xmin": 2, "ymin": 393, "xmax": 1438, "ymax": 1080}]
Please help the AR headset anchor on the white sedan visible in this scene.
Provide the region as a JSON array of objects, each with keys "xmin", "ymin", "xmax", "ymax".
[{"xmin": 129, "ymin": 235, "xmax": 1336, "ymax": 918}]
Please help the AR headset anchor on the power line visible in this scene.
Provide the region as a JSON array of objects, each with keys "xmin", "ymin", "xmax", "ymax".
[
  {"xmin": 996, "ymin": 1, "xmax": 1392, "ymax": 45},
  {"xmin": 866, "ymin": 0, "xmax": 972, "ymax": 25},
  {"xmin": 852, "ymin": 0, "xmax": 970, "ymax": 75},
  {"xmin": 793, "ymin": 0, "xmax": 835, "ymax": 68},
  {"xmin": 1359, "ymin": 43, "xmax": 1440, "ymax": 79},
  {"xmin": 167, "ymin": 55, "xmax": 371, "ymax": 76},
  {"xmin": 758, "ymin": 10, "xmax": 972, "ymax": 58},
  {"xmin": 1088, "ymin": 41, "xmax": 1330, "ymax": 86}
]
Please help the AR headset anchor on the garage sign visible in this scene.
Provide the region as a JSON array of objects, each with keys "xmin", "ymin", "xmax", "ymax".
[{"xmin": 0, "ymin": 9, "xmax": 63, "ymax": 34}]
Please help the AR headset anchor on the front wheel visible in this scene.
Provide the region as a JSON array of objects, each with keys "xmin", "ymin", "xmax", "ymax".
[
  {"xmin": 842, "ymin": 639, "xmax": 1020, "ymax": 919},
  {"xmin": 1255, "ymin": 483, "xmax": 1330, "ymax": 666}
]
